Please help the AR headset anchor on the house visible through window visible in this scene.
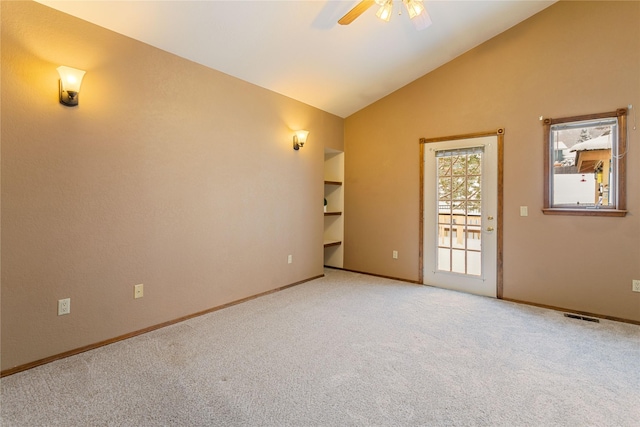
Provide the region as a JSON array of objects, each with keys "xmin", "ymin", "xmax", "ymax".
[{"xmin": 543, "ymin": 109, "xmax": 627, "ymax": 217}]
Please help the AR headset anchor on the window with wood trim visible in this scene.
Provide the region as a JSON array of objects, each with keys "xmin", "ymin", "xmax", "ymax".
[{"xmin": 543, "ymin": 109, "xmax": 627, "ymax": 217}]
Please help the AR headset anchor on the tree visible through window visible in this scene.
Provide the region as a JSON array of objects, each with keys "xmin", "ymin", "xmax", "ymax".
[{"xmin": 543, "ymin": 109, "xmax": 627, "ymax": 216}]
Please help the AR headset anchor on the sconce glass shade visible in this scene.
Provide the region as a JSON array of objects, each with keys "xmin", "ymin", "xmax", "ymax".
[
  {"xmin": 376, "ymin": 1, "xmax": 393, "ymax": 22},
  {"xmin": 293, "ymin": 130, "xmax": 309, "ymax": 150},
  {"xmin": 57, "ymin": 66, "xmax": 86, "ymax": 106}
]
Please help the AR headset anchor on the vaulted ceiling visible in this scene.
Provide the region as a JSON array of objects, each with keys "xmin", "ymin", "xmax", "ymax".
[{"xmin": 36, "ymin": 1, "xmax": 556, "ymax": 117}]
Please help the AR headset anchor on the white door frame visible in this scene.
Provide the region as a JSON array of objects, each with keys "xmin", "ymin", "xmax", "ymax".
[{"xmin": 419, "ymin": 129, "xmax": 504, "ymax": 298}]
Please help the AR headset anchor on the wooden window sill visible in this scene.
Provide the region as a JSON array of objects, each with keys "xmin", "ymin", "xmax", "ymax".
[{"xmin": 542, "ymin": 208, "xmax": 627, "ymax": 217}]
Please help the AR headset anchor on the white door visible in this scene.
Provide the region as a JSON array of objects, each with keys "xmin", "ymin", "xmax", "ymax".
[{"xmin": 423, "ymin": 136, "xmax": 497, "ymax": 297}]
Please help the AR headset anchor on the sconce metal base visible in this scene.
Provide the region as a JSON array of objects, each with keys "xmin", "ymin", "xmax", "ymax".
[
  {"xmin": 59, "ymin": 80, "xmax": 79, "ymax": 106},
  {"xmin": 293, "ymin": 135, "xmax": 303, "ymax": 150}
]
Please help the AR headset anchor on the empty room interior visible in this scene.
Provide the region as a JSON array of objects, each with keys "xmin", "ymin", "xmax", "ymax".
[{"xmin": 1, "ymin": 1, "xmax": 639, "ymax": 425}]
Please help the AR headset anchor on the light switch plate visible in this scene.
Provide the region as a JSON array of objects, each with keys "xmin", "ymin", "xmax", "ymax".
[{"xmin": 134, "ymin": 284, "xmax": 144, "ymax": 299}]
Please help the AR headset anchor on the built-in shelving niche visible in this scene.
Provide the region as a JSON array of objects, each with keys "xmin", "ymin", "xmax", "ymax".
[{"xmin": 324, "ymin": 148, "xmax": 344, "ymax": 268}]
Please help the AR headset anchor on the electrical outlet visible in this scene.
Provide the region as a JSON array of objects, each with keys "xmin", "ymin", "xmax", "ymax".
[
  {"xmin": 134, "ymin": 284, "xmax": 144, "ymax": 299},
  {"xmin": 632, "ymin": 280, "xmax": 640, "ymax": 293},
  {"xmin": 58, "ymin": 298, "xmax": 70, "ymax": 315},
  {"xmin": 392, "ymin": 250, "xmax": 398, "ymax": 259},
  {"xmin": 287, "ymin": 255, "xmax": 293, "ymax": 264},
  {"xmin": 520, "ymin": 206, "xmax": 528, "ymax": 217}
]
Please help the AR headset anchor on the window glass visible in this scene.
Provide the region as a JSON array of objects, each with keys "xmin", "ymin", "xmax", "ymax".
[
  {"xmin": 550, "ymin": 118, "xmax": 617, "ymax": 208},
  {"xmin": 543, "ymin": 109, "xmax": 627, "ymax": 216}
]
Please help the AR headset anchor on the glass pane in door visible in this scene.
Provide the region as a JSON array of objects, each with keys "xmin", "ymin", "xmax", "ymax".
[{"xmin": 436, "ymin": 148, "xmax": 483, "ymax": 276}]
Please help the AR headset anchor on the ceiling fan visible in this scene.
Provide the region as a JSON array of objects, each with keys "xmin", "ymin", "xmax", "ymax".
[{"xmin": 339, "ymin": 0, "xmax": 432, "ymax": 30}]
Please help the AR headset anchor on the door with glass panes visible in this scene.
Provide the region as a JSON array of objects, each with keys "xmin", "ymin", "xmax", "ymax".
[{"xmin": 423, "ymin": 135, "xmax": 497, "ymax": 297}]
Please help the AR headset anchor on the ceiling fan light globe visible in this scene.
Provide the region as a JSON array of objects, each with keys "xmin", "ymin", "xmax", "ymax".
[
  {"xmin": 405, "ymin": 0, "xmax": 425, "ymax": 19},
  {"xmin": 376, "ymin": 2, "xmax": 393, "ymax": 22},
  {"xmin": 411, "ymin": 8, "xmax": 432, "ymax": 30}
]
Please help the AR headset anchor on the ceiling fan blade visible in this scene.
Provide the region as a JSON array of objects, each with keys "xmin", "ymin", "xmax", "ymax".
[{"xmin": 338, "ymin": 0, "xmax": 376, "ymax": 25}]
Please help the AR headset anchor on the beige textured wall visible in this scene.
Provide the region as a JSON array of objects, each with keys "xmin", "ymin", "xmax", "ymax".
[
  {"xmin": 1, "ymin": 1, "xmax": 343, "ymax": 370},
  {"xmin": 344, "ymin": 1, "xmax": 640, "ymax": 321}
]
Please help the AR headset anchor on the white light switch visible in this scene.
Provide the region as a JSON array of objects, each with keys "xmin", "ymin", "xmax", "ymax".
[
  {"xmin": 134, "ymin": 284, "xmax": 144, "ymax": 299},
  {"xmin": 520, "ymin": 206, "xmax": 528, "ymax": 217}
]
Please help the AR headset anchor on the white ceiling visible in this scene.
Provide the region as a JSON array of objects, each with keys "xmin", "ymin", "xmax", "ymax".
[{"xmin": 36, "ymin": 0, "xmax": 555, "ymax": 118}]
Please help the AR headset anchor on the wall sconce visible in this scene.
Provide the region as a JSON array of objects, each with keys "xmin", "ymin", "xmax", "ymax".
[
  {"xmin": 293, "ymin": 130, "xmax": 309, "ymax": 150},
  {"xmin": 57, "ymin": 66, "xmax": 86, "ymax": 107}
]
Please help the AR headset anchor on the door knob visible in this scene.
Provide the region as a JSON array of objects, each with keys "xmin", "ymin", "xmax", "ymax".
[{"xmin": 486, "ymin": 227, "xmax": 494, "ymax": 231}]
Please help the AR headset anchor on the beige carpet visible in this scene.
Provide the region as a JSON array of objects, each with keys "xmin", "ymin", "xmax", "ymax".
[{"xmin": 2, "ymin": 268, "xmax": 639, "ymax": 426}]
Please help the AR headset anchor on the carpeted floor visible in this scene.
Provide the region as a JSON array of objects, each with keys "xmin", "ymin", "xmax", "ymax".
[{"xmin": 2, "ymin": 268, "xmax": 639, "ymax": 426}]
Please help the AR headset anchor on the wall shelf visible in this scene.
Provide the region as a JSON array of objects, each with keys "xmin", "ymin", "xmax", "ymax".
[
  {"xmin": 324, "ymin": 212, "xmax": 342, "ymax": 216},
  {"xmin": 324, "ymin": 180, "xmax": 342, "ymax": 186},
  {"xmin": 324, "ymin": 240, "xmax": 342, "ymax": 248}
]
